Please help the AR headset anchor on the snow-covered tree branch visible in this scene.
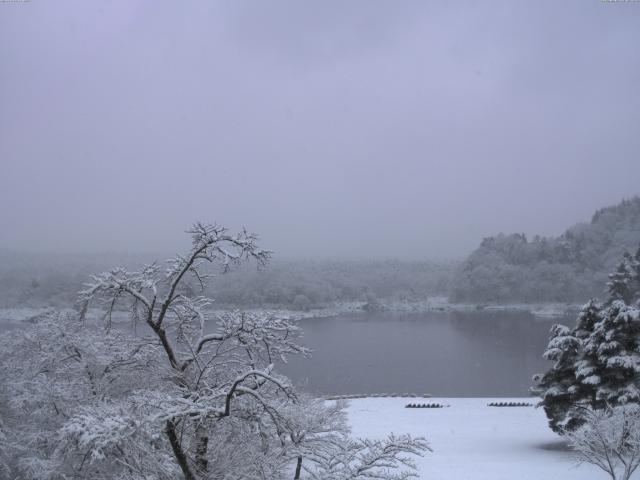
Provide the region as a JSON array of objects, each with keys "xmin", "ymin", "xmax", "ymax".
[
  {"xmin": 0, "ymin": 223, "xmax": 431, "ymax": 480},
  {"xmin": 73, "ymin": 223, "xmax": 308, "ymax": 479},
  {"xmin": 536, "ymin": 246, "xmax": 640, "ymax": 434},
  {"xmin": 567, "ymin": 405, "xmax": 640, "ymax": 480}
]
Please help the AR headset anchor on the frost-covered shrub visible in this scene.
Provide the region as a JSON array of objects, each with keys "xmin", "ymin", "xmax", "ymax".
[{"xmin": 567, "ymin": 405, "xmax": 640, "ymax": 480}]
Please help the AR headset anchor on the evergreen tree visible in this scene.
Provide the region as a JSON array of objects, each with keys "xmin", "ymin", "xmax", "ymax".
[
  {"xmin": 605, "ymin": 253, "xmax": 635, "ymax": 305},
  {"xmin": 537, "ymin": 301, "xmax": 600, "ymax": 433},
  {"xmin": 630, "ymin": 245, "xmax": 640, "ymax": 300},
  {"xmin": 586, "ymin": 301, "xmax": 640, "ymax": 405},
  {"xmin": 572, "ymin": 301, "xmax": 605, "ymax": 411},
  {"xmin": 536, "ymin": 323, "xmax": 582, "ymax": 433},
  {"xmin": 537, "ymin": 246, "xmax": 640, "ymax": 434}
]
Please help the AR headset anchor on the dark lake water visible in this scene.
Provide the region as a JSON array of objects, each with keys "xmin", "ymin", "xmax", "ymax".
[
  {"xmin": 0, "ymin": 310, "xmax": 565, "ymax": 397},
  {"xmin": 278, "ymin": 311, "xmax": 562, "ymax": 397}
]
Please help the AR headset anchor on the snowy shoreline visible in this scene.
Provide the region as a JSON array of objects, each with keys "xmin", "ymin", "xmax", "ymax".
[
  {"xmin": 0, "ymin": 298, "xmax": 581, "ymax": 325},
  {"xmin": 215, "ymin": 297, "xmax": 582, "ymax": 320}
]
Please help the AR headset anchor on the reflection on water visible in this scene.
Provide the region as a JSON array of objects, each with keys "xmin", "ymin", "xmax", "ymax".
[
  {"xmin": 279, "ymin": 311, "xmax": 563, "ymax": 397},
  {"xmin": 0, "ymin": 310, "xmax": 566, "ymax": 397}
]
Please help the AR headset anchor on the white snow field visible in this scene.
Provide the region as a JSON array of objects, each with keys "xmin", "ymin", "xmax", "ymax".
[{"xmin": 347, "ymin": 397, "xmax": 605, "ymax": 480}]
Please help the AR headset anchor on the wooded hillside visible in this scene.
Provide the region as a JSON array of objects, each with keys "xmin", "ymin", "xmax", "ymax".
[{"xmin": 450, "ymin": 197, "xmax": 640, "ymax": 303}]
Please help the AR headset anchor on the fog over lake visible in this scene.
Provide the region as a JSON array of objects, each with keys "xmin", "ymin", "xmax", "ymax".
[{"xmin": 2, "ymin": 2, "xmax": 639, "ymax": 478}]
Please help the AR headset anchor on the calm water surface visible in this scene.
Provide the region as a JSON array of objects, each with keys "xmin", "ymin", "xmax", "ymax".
[
  {"xmin": 279, "ymin": 311, "xmax": 561, "ymax": 397},
  {"xmin": 0, "ymin": 310, "xmax": 563, "ymax": 397}
]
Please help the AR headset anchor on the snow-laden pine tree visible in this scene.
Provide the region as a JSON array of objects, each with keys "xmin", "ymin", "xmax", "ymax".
[
  {"xmin": 572, "ymin": 301, "xmax": 606, "ymax": 410},
  {"xmin": 537, "ymin": 246, "xmax": 640, "ymax": 434},
  {"xmin": 586, "ymin": 301, "xmax": 640, "ymax": 405},
  {"xmin": 631, "ymin": 245, "xmax": 640, "ymax": 300},
  {"xmin": 606, "ymin": 253, "xmax": 636, "ymax": 305},
  {"xmin": 535, "ymin": 302, "xmax": 598, "ymax": 433}
]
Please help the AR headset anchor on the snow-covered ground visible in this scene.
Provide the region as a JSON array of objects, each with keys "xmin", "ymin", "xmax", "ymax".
[
  {"xmin": 212, "ymin": 297, "xmax": 580, "ymax": 320},
  {"xmin": 347, "ymin": 397, "xmax": 603, "ymax": 480}
]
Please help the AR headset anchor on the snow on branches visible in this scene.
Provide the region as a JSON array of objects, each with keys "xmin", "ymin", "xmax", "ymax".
[
  {"xmin": 0, "ymin": 222, "xmax": 430, "ymax": 480},
  {"xmin": 536, "ymin": 246, "xmax": 640, "ymax": 434},
  {"xmin": 303, "ymin": 433, "xmax": 431, "ymax": 480},
  {"xmin": 73, "ymin": 223, "xmax": 307, "ymax": 479},
  {"xmin": 567, "ymin": 405, "xmax": 640, "ymax": 480}
]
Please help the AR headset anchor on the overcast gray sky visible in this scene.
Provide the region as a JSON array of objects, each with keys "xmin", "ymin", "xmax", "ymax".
[{"xmin": 1, "ymin": 0, "xmax": 639, "ymax": 259}]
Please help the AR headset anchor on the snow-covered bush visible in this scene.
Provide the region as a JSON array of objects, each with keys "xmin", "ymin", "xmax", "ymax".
[
  {"xmin": 567, "ymin": 405, "xmax": 640, "ymax": 480},
  {"xmin": 0, "ymin": 311, "xmax": 175, "ymax": 479},
  {"xmin": 304, "ymin": 433, "xmax": 430, "ymax": 480}
]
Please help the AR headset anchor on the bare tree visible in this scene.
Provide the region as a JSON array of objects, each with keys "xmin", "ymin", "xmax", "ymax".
[
  {"xmin": 77, "ymin": 223, "xmax": 308, "ymax": 480},
  {"xmin": 567, "ymin": 405, "xmax": 640, "ymax": 480}
]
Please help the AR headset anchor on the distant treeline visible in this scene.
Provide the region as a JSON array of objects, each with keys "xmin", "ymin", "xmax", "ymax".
[
  {"xmin": 208, "ymin": 260, "xmax": 454, "ymax": 309},
  {"xmin": 5, "ymin": 198, "xmax": 639, "ymax": 310},
  {"xmin": 450, "ymin": 197, "xmax": 640, "ymax": 303},
  {"xmin": 0, "ymin": 252, "xmax": 157, "ymax": 310},
  {"xmin": 0, "ymin": 252, "xmax": 455, "ymax": 310}
]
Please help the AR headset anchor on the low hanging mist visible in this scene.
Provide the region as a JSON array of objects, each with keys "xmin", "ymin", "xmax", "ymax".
[{"xmin": 1, "ymin": 2, "xmax": 640, "ymax": 480}]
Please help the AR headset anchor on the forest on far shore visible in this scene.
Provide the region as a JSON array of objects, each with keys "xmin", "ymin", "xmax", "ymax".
[
  {"xmin": 450, "ymin": 197, "xmax": 640, "ymax": 304},
  {"xmin": 2, "ymin": 197, "xmax": 639, "ymax": 311},
  {"xmin": 0, "ymin": 253, "xmax": 454, "ymax": 311}
]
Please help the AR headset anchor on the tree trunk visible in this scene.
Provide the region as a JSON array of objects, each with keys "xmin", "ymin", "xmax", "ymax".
[
  {"xmin": 294, "ymin": 455, "xmax": 303, "ymax": 480},
  {"xmin": 194, "ymin": 422, "xmax": 209, "ymax": 475},
  {"xmin": 166, "ymin": 420, "xmax": 197, "ymax": 480}
]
